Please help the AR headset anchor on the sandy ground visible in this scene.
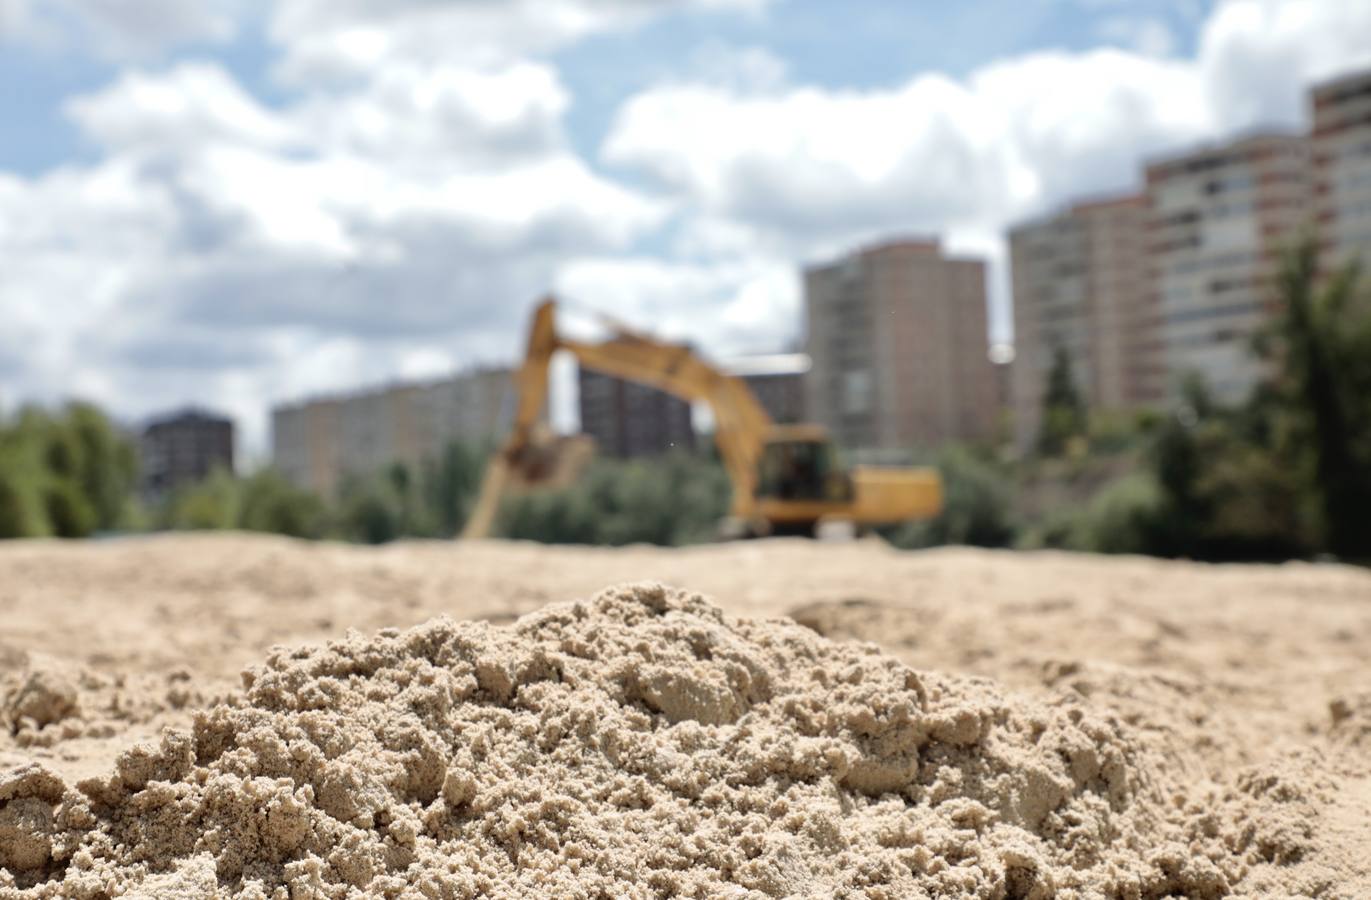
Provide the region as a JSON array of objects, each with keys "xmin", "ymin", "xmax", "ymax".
[{"xmin": 2, "ymin": 533, "xmax": 1369, "ymax": 895}]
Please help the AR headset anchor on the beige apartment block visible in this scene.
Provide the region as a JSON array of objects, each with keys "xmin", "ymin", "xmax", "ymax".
[
  {"xmin": 577, "ymin": 363, "xmax": 697, "ymax": 459},
  {"xmin": 272, "ymin": 368, "xmax": 513, "ymax": 496},
  {"xmin": 272, "ymin": 397, "xmax": 342, "ymax": 497},
  {"xmin": 1311, "ymin": 68, "xmax": 1371, "ymax": 269},
  {"xmin": 1144, "ymin": 133, "xmax": 1312, "ymax": 405},
  {"xmin": 1009, "ymin": 195, "xmax": 1159, "ymax": 452},
  {"xmin": 804, "ymin": 239, "xmax": 996, "ymax": 453}
]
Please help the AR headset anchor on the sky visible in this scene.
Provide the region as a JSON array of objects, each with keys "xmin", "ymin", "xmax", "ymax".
[{"xmin": 2, "ymin": 0, "xmax": 1371, "ymax": 456}]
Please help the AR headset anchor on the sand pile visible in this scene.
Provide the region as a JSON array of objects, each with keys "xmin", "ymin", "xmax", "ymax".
[
  {"xmin": 2, "ymin": 655, "xmax": 204, "ymax": 747},
  {"xmin": 0, "ymin": 582, "xmax": 1345, "ymax": 898}
]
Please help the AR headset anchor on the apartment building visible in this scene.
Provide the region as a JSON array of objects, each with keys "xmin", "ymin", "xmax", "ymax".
[
  {"xmin": 804, "ymin": 239, "xmax": 997, "ymax": 452},
  {"xmin": 577, "ymin": 363, "xmax": 696, "ymax": 458},
  {"xmin": 724, "ymin": 354, "xmax": 809, "ymax": 425},
  {"xmin": 1144, "ymin": 132, "xmax": 1312, "ymax": 405},
  {"xmin": 140, "ymin": 409, "xmax": 234, "ymax": 500},
  {"xmin": 1009, "ymin": 195, "xmax": 1159, "ymax": 451},
  {"xmin": 1311, "ymin": 68, "xmax": 1371, "ymax": 268},
  {"xmin": 272, "ymin": 368, "xmax": 513, "ymax": 496}
]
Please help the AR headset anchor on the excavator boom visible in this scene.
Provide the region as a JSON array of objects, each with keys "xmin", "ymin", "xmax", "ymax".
[
  {"xmin": 463, "ymin": 296, "xmax": 942, "ymax": 539},
  {"xmin": 462, "ymin": 298, "xmax": 774, "ymax": 538}
]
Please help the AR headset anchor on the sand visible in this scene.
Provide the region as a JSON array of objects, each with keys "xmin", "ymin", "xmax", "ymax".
[{"xmin": 1, "ymin": 534, "xmax": 1369, "ymax": 897}]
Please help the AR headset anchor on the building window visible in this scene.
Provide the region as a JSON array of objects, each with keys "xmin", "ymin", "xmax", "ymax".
[{"xmin": 842, "ymin": 370, "xmax": 873, "ymax": 415}]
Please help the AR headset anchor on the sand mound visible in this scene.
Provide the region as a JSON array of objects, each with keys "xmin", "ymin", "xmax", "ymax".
[
  {"xmin": 1, "ymin": 653, "xmax": 205, "ymax": 761},
  {"xmin": 0, "ymin": 583, "xmax": 1352, "ymax": 898}
]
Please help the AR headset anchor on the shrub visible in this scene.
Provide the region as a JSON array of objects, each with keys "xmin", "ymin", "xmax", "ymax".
[
  {"xmin": 165, "ymin": 468, "xmax": 241, "ymax": 531},
  {"xmin": 239, "ymin": 469, "xmax": 327, "ymax": 539},
  {"xmin": 886, "ymin": 447, "xmax": 1017, "ymax": 549},
  {"xmin": 1072, "ymin": 472, "xmax": 1166, "ymax": 554},
  {"xmin": 497, "ymin": 451, "xmax": 730, "ymax": 546}
]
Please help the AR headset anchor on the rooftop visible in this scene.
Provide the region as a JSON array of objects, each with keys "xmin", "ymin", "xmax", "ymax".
[{"xmin": 723, "ymin": 354, "xmax": 812, "ymax": 377}]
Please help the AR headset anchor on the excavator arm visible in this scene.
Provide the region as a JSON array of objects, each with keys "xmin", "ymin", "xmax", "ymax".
[{"xmin": 462, "ymin": 298, "xmax": 774, "ymax": 539}]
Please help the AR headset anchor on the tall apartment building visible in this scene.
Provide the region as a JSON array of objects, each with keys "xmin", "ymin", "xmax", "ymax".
[
  {"xmin": 1009, "ymin": 195, "xmax": 1159, "ymax": 451},
  {"xmin": 805, "ymin": 239, "xmax": 997, "ymax": 452},
  {"xmin": 577, "ymin": 362, "xmax": 696, "ymax": 458},
  {"xmin": 724, "ymin": 354, "xmax": 809, "ymax": 425},
  {"xmin": 272, "ymin": 368, "xmax": 513, "ymax": 496},
  {"xmin": 140, "ymin": 409, "xmax": 234, "ymax": 500},
  {"xmin": 1144, "ymin": 133, "xmax": 1312, "ymax": 405},
  {"xmin": 1311, "ymin": 68, "xmax": 1371, "ymax": 268}
]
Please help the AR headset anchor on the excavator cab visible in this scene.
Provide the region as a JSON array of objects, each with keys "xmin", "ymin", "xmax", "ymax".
[{"xmin": 755, "ymin": 433, "xmax": 853, "ymax": 503}]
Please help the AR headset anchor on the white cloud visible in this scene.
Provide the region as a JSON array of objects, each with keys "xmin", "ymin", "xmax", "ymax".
[
  {"xmin": 554, "ymin": 257, "xmax": 799, "ymax": 356},
  {"xmin": 1098, "ymin": 16, "xmax": 1177, "ymax": 57},
  {"xmin": 0, "ymin": 54, "xmax": 665, "ymax": 451},
  {"xmin": 0, "ymin": 0, "xmax": 28, "ymax": 34},
  {"xmin": 67, "ymin": 63, "xmax": 300, "ymax": 155},
  {"xmin": 269, "ymin": 0, "xmax": 771, "ymax": 81},
  {"xmin": 5, "ymin": 0, "xmax": 1371, "ymax": 455},
  {"xmin": 685, "ymin": 43, "xmax": 788, "ymax": 92},
  {"xmin": 601, "ymin": 0, "xmax": 1371, "ymax": 341},
  {"xmin": 0, "ymin": 0, "xmax": 237, "ymax": 57},
  {"xmin": 1200, "ymin": 0, "xmax": 1371, "ymax": 133},
  {"xmin": 296, "ymin": 61, "xmax": 571, "ymax": 173},
  {"xmin": 604, "ymin": 49, "xmax": 1210, "ymax": 258}
]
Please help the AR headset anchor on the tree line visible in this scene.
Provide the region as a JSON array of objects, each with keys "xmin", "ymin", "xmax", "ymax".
[
  {"xmin": 1, "ymin": 238, "xmax": 1367, "ymax": 561},
  {"xmin": 0, "ymin": 410, "xmax": 731, "ymax": 546},
  {"xmin": 888, "ymin": 237, "xmax": 1371, "ymax": 563}
]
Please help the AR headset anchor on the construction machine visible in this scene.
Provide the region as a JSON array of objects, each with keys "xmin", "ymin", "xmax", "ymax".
[{"xmin": 461, "ymin": 298, "xmax": 943, "ymax": 539}]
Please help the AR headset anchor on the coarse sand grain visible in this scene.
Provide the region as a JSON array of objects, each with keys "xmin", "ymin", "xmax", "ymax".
[
  {"xmin": 0, "ymin": 582, "xmax": 1365, "ymax": 898},
  {"xmin": 1, "ymin": 534, "xmax": 1369, "ymax": 897}
]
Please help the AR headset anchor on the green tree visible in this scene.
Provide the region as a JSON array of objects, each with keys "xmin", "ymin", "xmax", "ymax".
[
  {"xmin": 165, "ymin": 468, "xmax": 241, "ymax": 531},
  {"xmin": 0, "ymin": 442, "xmax": 52, "ymax": 538},
  {"xmin": 497, "ymin": 451, "xmax": 730, "ymax": 546},
  {"xmin": 421, "ymin": 441, "xmax": 485, "ymax": 536},
  {"xmin": 65, "ymin": 402, "xmax": 138, "ymax": 531},
  {"xmin": 1255, "ymin": 239, "xmax": 1371, "ymax": 559},
  {"xmin": 238, "ymin": 469, "xmax": 327, "ymax": 538},
  {"xmin": 334, "ymin": 471, "xmax": 405, "ymax": 544},
  {"xmin": 1143, "ymin": 374, "xmax": 1311, "ymax": 561},
  {"xmin": 1038, "ymin": 347, "xmax": 1087, "ymax": 457},
  {"xmin": 0, "ymin": 403, "xmax": 139, "ymax": 538},
  {"xmin": 886, "ymin": 447, "xmax": 1017, "ymax": 549}
]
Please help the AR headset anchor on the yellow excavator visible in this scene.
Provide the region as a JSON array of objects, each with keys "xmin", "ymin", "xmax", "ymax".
[{"xmin": 461, "ymin": 297, "xmax": 943, "ymax": 539}]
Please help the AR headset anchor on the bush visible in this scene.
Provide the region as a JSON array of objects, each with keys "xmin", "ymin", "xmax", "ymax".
[
  {"xmin": 885, "ymin": 447, "xmax": 1017, "ymax": 549},
  {"xmin": 164, "ymin": 468, "xmax": 241, "ymax": 530},
  {"xmin": 66, "ymin": 402, "xmax": 138, "ymax": 530},
  {"xmin": 0, "ymin": 403, "xmax": 138, "ymax": 538},
  {"xmin": 44, "ymin": 479, "xmax": 98, "ymax": 538},
  {"xmin": 423, "ymin": 441, "xmax": 486, "ymax": 536},
  {"xmin": 0, "ymin": 445, "xmax": 51, "ymax": 539},
  {"xmin": 498, "ymin": 451, "xmax": 730, "ymax": 546},
  {"xmin": 334, "ymin": 473, "xmax": 407, "ymax": 544},
  {"xmin": 239, "ymin": 469, "xmax": 327, "ymax": 539},
  {"xmin": 1055, "ymin": 472, "xmax": 1166, "ymax": 554}
]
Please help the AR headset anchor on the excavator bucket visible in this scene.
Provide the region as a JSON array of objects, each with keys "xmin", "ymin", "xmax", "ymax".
[
  {"xmin": 461, "ymin": 432, "xmax": 596, "ymax": 539},
  {"xmin": 505, "ymin": 432, "xmax": 596, "ymax": 490}
]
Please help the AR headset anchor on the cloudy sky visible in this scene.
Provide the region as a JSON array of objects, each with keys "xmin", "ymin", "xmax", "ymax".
[{"xmin": 2, "ymin": 0, "xmax": 1370, "ymax": 454}]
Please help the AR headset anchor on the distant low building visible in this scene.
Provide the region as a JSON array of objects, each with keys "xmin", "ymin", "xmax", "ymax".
[
  {"xmin": 272, "ymin": 369, "xmax": 514, "ymax": 496},
  {"xmin": 724, "ymin": 354, "xmax": 809, "ymax": 424},
  {"xmin": 578, "ymin": 360, "xmax": 696, "ymax": 458},
  {"xmin": 140, "ymin": 409, "xmax": 234, "ymax": 501}
]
